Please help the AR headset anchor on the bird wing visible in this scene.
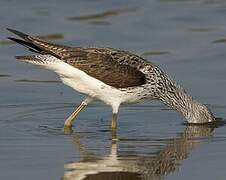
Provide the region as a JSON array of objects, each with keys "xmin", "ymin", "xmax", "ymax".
[
  {"xmin": 7, "ymin": 28, "xmax": 70, "ymax": 58},
  {"xmin": 8, "ymin": 29, "xmax": 146, "ymax": 88},
  {"xmin": 60, "ymin": 48, "xmax": 147, "ymax": 88}
]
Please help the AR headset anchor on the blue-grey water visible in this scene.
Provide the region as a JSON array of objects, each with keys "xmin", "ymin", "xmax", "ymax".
[{"xmin": 1, "ymin": 0, "xmax": 226, "ymax": 179}]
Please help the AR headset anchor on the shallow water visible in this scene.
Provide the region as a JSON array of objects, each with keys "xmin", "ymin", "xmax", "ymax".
[{"xmin": 1, "ymin": 0, "xmax": 226, "ymax": 179}]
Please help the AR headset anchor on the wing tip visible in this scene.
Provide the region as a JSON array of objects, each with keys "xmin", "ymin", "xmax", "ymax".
[
  {"xmin": 7, "ymin": 28, "xmax": 29, "ymax": 40},
  {"xmin": 15, "ymin": 55, "xmax": 26, "ymax": 60},
  {"xmin": 15, "ymin": 55, "xmax": 34, "ymax": 61},
  {"xmin": 7, "ymin": 37, "xmax": 19, "ymax": 42}
]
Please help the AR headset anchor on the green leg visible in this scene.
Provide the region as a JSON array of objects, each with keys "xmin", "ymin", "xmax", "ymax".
[
  {"xmin": 111, "ymin": 113, "xmax": 118, "ymax": 141},
  {"xmin": 64, "ymin": 97, "xmax": 92, "ymax": 129},
  {"xmin": 111, "ymin": 113, "xmax": 118, "ymax": 130}
]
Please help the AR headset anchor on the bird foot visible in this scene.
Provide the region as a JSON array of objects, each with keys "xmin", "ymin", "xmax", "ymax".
[{"xmin": 64, "ymin": 125, "xmax": 73, "ymax": 135}]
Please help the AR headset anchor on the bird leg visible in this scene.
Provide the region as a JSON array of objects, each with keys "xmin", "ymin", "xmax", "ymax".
[
  {"xmin": 111, "ymin": 113, "xmax": 118, "ymax": 130},
  {"xmin": 111, "ymin": 113, "xmax": 118, "ymax": 141},
  {"xmin": 64, "ymin": 97, "xmax": 93, "ymax": 129}
]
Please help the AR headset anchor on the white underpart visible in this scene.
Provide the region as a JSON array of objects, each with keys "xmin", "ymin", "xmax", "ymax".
[{"xmin": 23, "ymin": 55, "xmax": 144, "ymax": 113}]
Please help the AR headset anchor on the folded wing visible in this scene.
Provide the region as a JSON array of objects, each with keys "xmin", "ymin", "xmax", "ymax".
[{"xmin": 8, "ymin": 28, "xmax": 146, "ymax": 88}]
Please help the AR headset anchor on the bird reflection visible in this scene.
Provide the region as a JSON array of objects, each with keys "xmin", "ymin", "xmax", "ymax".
[{"xmin": 63, "ymin": 120, "xmax": 224, "ymax": 180}]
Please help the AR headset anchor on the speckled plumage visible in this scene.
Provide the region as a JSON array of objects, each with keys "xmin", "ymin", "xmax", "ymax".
[{"xmin": 8, "ymin": 28, "xmax": 215, "ymax": 124}]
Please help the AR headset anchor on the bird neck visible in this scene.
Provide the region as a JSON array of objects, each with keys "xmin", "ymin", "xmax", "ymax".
[{"xmin": 158, "ymin": 78, "xmax": 195, "ymax": 121}]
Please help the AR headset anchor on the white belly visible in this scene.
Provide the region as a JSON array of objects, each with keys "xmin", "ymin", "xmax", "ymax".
[
  {"xmin": 60, "ymin": 76, "xmax": 122, "ymax": 104},
  {"xmin": 24, "ymin": 55, "xmax": 145, "ymax": 107},
  {"xmin": 44, "ymin": 60, "xmax": 128, "ymax": 105}
]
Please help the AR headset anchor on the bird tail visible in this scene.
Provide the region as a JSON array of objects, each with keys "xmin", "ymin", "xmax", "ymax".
[
  {"xmin": 15, "ymin": 55, "xmax": 60, "ymax": 65},
  {"xmin": 7, "ymin": 28, "xmax": 44, "ymax": 54},
  {"xmin": 7, "ymin": 28, "xmax": 69, "ymax": 58}
]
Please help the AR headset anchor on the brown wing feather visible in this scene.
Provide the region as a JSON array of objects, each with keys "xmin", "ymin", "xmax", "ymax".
[
  {"xmin": 27, "ymin": 36, "xmax": 70, "ymax": 58},
  {"xmin": 8, "ymin": 29, "xmax": 147, "ymax": 88},
  {"xmin": 61, "ymin": 48, "xmax": 147, "ymax": 88},
  {"xmin": 26, "ymin": 39, "xmax": 147, "ymax": 88},
  {"xmin": 7, "ymin": 28, "xmax": 69, "ymax": 58},
  {"xmin": 24, "ymin": 34, "xmax": 147, "ymax": 88}
]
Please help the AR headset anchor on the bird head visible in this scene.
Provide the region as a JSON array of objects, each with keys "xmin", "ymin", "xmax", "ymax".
[{"xmin": 186, "ymin": 102, "xmax": 215, "ymax": 124}]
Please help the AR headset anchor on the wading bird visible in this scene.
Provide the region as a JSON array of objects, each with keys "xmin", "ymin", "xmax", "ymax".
[{"xmin": 7, "ymin": 29, "xmax": 215, "ymax": 132}]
